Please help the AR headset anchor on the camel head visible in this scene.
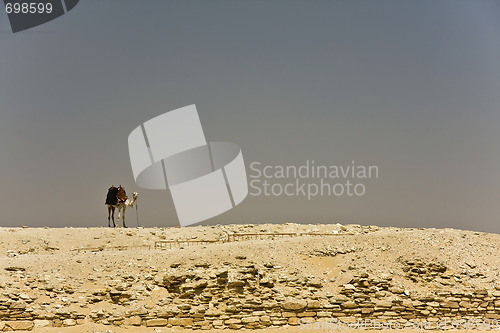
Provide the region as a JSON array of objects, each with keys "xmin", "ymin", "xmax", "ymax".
[{"xmin": 125, "ymin": 192, "xmax": 139, "ymax": 207}]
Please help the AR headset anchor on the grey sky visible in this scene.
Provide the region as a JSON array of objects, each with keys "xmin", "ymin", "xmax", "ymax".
[{"xmin": 0, "ymin": 0, "xmax": 499, "ymax": 233}]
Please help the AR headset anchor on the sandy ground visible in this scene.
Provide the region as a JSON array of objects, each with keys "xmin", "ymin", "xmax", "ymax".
[{"xmin": 0, "ymin": 223, "xmax": 498, "ymax": 332}]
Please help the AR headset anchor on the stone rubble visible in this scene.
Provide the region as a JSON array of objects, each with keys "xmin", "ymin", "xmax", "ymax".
[{"xmin": 0, "ymin": 224, "xmax": 498, "ymax": 331}]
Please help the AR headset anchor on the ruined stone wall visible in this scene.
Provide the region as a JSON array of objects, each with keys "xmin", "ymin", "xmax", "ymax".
[{"xmin": 1, "ymin": 263, "xmax": 499, "ymax": 331}]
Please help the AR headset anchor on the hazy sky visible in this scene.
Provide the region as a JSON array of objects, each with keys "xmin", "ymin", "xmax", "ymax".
[{"xmin": 1, "ymin": 0, "xmax": 499, "ymax": 233}]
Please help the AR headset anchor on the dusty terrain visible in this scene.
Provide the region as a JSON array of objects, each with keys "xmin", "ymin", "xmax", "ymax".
[{"xmin": 0, "ymin": 223, "xmax": 498, "ymax": 332}]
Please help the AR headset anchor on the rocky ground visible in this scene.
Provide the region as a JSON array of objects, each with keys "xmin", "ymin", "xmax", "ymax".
[{"xmin": 0, "ymin": 223, "xmax": 498, "ymax": 332}]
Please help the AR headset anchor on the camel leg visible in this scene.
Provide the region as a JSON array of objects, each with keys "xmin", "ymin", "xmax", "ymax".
[
  {"xmin": 111, "ymin": 207, "xmax": 116, "ymax": 227},
  {"xmin": 107, "ymin": 206, "xmax": 111, "ymax": 227},
  {"xmin": 117, "ymin": 208, "xmax": 121, "ymax": 228},
  {"xmin": 107, "ymin": 206, "xmax": 116, "ymax": 227},
  {"xmin": 122, "ymin": 207, "xmax": 127, "ymax": 228}
]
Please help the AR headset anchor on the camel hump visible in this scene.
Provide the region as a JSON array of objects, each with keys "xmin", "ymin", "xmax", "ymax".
[{"xmin": 105, "ymin": 186, "xmax": 118, "ymax": 205}]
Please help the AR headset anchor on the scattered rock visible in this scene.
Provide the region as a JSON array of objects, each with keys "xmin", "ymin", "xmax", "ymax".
[
  {"xmin": 146, "ymin": 319, "xmax": 168, "ymax": 327},
  {"xmin": 5, "ymin": 321, "xmax": 34, "ymax": 331},
  {"xmin": 282, "ymin": 299, "xmax": 307, "ymax": 311},
  {"xmin": 5, "ymin": 266, "xmax": 25, "ymax": 272}
]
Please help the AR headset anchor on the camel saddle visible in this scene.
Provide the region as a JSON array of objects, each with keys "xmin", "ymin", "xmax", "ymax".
[
  {"xmin": 105, "ymin": 186, "xmax": 118, "ymax": 205},
  {"xmin": 116, "ymin": 186, "xmax": 128, "ymax": 204}
]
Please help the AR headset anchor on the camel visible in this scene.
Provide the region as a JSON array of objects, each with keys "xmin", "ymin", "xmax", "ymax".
[{"xmin": 107, "ymin": 192, "xmax": 139, "ymax": 228}]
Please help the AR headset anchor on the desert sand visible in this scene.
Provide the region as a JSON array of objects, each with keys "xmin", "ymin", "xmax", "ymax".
[{"xmin": 0, "ymin": 223, "xmax": 498, "ymax": 332}]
